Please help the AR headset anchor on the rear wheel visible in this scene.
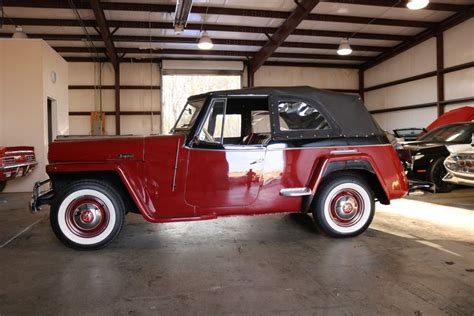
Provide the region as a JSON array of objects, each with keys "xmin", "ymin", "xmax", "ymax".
[
  {"xmin": 0, "ymin": 181, "xmax": 6, "ymax": 192},
  {"xmin": 312, "ymin": 175, "xmax": 375, "ymax": 237},
  {"xmin": 50, "ymin": 180, "xmax": 125, "ymax": 250},
  {"xmin": 430, "ymin": 157, "xmax": 455, "ymax": 193}
]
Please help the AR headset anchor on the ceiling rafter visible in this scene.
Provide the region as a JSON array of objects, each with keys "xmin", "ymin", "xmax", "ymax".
[
  {"xmin": 0, "ymin": 33, "xmax": 387, "ymax": 52},
  {"xmin": 321, "ymin": 0, "xmax": 468, "ymax": 12},
  {"xmin": 250, "ymin": 0, "xmax": 321, "ymax": 72},
  {"xmin": 89, "ymin": 0, "xmax": 118, "ymax": 68},
  {"xmin": 53, "ymin": 46, "xmax": 369, "ymax": 62},
  {"xmin": 3, "ymin": 18, "xmax": 410, "ymax": 41},
  {"xmin": 3, "ymin": 0, "xmax": 440, "ymax": 28}
]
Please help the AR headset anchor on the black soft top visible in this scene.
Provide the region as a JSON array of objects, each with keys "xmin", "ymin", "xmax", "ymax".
[{"xmin": 190, "ymin": 86, "xmax": 383, "ymax": 138}]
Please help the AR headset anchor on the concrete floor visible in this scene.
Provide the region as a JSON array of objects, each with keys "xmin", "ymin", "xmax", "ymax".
[{"xmin": 0, "ymin": 190, "xmax": 473, "ymax": 315}]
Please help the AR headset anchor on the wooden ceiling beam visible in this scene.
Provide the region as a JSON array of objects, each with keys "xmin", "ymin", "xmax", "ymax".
[
  {"xmin": 5, "ymin": 18, "xmax": 409, "ymax": 41},
  {"xmin": 3, "ymin": 0, "xmax": 437, "ymax": 28}
]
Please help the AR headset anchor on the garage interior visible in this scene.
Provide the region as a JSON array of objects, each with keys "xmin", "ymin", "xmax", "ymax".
[{"xmin": 0, "ymin": 0, "xmax": 473, "ymax": 314}]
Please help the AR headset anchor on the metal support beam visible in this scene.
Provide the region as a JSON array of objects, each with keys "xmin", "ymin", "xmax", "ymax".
[
  {"xmin": 250, "ymin": 0, "xmax": 320, "ymax": 72},
  {"xmin": 115, "ymin": 66, "xmax": 121, "ymax": 135},
  {"xmin": 436, "ymin": 32, "xmax": 445, "ymax": 117},
  {"xmin": 89, "ymin": 0, "xmax": 120, "ymax": 134},
  {"xmin": 358, "ymin": 70, "xmax": 364, "ymax": 101},
  {"xmin": 322, "ymin": 0, "xmax": 468, "ymax": 12}
]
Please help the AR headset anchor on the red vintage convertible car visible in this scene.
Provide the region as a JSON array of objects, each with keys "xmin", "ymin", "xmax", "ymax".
[
  {"xmin": 0, "ymin": 146, "xmax": 37, "ymax": 192},
  {"xmin": 31, "ymin": 87, "xmax": 408, "ymax": 249}
]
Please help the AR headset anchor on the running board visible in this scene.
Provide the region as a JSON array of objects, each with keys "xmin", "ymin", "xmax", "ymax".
[{"xmin": 280, "ymin": 187, "xmax": 312, "ymax": 197}]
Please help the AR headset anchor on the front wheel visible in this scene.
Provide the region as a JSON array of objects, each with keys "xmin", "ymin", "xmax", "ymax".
[
  {"xmin": 312, "ymin": 175, "xmax": 375, "ymax": 237},
  {"xmin": 50, "ymin": 180, "xmax": 125, "ymax": 250}
]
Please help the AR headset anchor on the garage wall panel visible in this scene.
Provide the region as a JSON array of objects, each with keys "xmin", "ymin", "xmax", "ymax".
[
  {"xmin": 444, "ymin": 18, "xmax": 474, "ymax": 68},
  {"xmin": 365, "ymin": 38, "xmax": 436, "ymax": 88},
  {"xmin": 373, "ymin": 107, "xmax": 438, "ymax": 132},
  {"xmin": 68, "ymin": 62, "xmax": 161, "ymax": 135},
  {"xmin": 364, "ymin": 19, "xmax": 474, "ymax": 131},
  {"xmin": 365, "ymin": 77, "xmax": 437, "ymax": 111},
  {"xmin": 444, "ymin": 67, "xmax": 474, "ymax": 100},
  {"xmin": 254, "ymin": 66, "xmax": 358, "ymax": 89}
]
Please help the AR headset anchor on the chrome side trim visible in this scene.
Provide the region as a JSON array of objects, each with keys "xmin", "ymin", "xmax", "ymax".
[
  {"xmin": 171, "ymin": 138, "xmax": 181, "ymax": 192},
  {"xmin": 280, "ymin": 187, "xmax": 312, "ymax": 197},
  {"xmin": 330, "ymin": 149, "xmax": 359, "ymax": 155},
  {"xmin": 0, "ymin": 161, "xmax": 38, "ymax": 171}
]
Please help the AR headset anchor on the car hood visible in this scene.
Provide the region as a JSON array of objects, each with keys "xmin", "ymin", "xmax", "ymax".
[{"xmin": 48, "ymin": 134, "xmax": 183, "ymax": 163}]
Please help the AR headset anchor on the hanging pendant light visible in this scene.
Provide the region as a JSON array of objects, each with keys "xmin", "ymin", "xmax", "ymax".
[
  {"xmin": 406, "ymin": 0, "xmax": 429, "ymax": 10},
  {"xmin": 198, "ymin": 31, "xmax": 214, "ymax": 50},
  {"xmin": 12, "ymin": 26, "xmax": 28, "ymax": 39},
  {"xmin": 337, "ymin": 38, "xmax": 352, "ymax": 56}
]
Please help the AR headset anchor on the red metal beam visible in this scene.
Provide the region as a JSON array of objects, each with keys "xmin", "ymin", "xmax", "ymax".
[{"xmin": 250, "ymin": 0, "xmax": 321, "ymax": 72}]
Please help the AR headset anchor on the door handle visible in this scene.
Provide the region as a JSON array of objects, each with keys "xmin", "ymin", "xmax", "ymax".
[{"xmin": 250, "ymin": 158, "xmax": 264, "ymax": 165}]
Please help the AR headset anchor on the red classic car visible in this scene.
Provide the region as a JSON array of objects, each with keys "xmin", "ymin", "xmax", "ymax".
[
  {"xmin": 0, "ymin": 146, "xmax": 38, "ymax": 192},
  {"xmin": 31, "ymin": 87, "xmax": 408, "ymax": 249}
]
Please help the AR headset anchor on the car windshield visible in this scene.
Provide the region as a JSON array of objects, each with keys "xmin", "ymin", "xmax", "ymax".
[
  {"xmin": 172, "ymin": 98, "xmax": 205, "ymax": 132},
  {"xmin": 418, "ymin": 123, "xmax": 474, "ymax": 143}
]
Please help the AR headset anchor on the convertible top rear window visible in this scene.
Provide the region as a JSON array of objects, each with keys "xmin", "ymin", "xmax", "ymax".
[{"xmin": 278, "ymin": 101, "xmax": 330, "ymax": 131}]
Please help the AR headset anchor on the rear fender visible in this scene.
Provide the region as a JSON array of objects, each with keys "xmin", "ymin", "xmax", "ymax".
[{"xmin": 302, "ymin": 153, "xmax": 390, "ymax": 212}]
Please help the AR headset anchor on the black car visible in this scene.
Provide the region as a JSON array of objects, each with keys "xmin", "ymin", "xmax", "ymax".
[{"xmin": 404, "ymin": 122, "xmax": 474, "ymax": 192}]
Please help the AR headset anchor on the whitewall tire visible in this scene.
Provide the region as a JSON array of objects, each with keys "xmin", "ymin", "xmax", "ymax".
[
  {"xmin": 312, "ymin": 175, "xmax": 375, "ymax": 237},
  {"xmin": 50, "ymin": 180, "xmax": 125, "ymax": 250}
]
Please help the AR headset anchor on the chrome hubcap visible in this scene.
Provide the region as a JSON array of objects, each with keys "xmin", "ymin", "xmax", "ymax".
[
  {"xmin": 65, "ymin": 196, "xmax": 109, "ymax": 238},
  {"xmin": 334, "ymin": 195, "xmax": 359, "ymax": 221},
  {"xmin": 73, "ymin": 203, "xmax": 103, "ymax": 230},
  {"xmin": 329, "ymin": 190, "xmax": 364, "ymax": 227}
]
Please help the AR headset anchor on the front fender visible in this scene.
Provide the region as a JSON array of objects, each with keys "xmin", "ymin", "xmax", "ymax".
[{"xmin": 46, "ymin": 161, "xmax": 155, "ymax": 220}]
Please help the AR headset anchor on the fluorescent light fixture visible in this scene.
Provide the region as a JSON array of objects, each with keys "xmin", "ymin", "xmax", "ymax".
[
  {"xmin": 407, "ymin": 0, "xmax": 429, "ymax": 10},
  {"xmin": 198, "ymin": 32, "xmax": 214, "ymax": 50},
  {"xmin": 337, "ymin": 38, "xmax": 352, "ymax": 56},
  {"xmin": 12, "ymin": 26, "xmax": 28, "ymax": 39},
  {"xmin": 174, "ymin": 0, "xmax": 193, "ymax": 34}
]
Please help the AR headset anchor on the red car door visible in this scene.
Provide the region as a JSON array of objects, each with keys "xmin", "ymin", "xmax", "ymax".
[{"xmin": 184, "ymin": 98, "xmax": 266, "ymax": 213}]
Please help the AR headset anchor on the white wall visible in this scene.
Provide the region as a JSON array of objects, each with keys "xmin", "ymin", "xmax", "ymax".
[
  {"xmin": 364, "ymin": 18, "xmax": 474, "ymax": 132},
  {"xmin": 0, "ymin": 39, "xmax": 68, "ymax": 192},
  {"xmin": 68, "ymin": 62, "xmax": 161, "ymax": 136},
  {"xmin": 254, "ymin": 66, "xmax": 358, "ymax": 90},
  {"xmin": 69, "ymin": 62, "xmax": 358, "ymax": 135}
]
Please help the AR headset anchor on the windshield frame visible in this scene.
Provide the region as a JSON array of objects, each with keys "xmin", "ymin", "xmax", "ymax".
[
  {"xmin": 171, "ymin": 97, "xmax": 206, "ymax": 133},
  {"xmin": 418, "ymin": 123, "xmax": 474, "ymax": 143}
]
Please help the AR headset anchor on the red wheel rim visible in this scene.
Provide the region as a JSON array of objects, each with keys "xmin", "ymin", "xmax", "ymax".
[
  {"xmin": 65, "ymin": 196, "xmax": 110, "ymax": 238},
  {"xmin": 329, "ymin": 189, "xmax": 364, "ymax": 227}
]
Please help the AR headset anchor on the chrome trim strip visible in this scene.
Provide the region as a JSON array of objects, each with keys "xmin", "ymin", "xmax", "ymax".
[
  {"xmin": 0, "ymin": 162, "xmax": 38, "ymax": 171},
  {"xmin": 171, "ymin": 138, "xmax": 181, "ymax": 192},
  {"xmin": 329, "ymin": 149, "xmax": 359, "ymax": 155},
  {"xmin": 280, "ymin": 187, "xmax": 312, "ymax": 197}
]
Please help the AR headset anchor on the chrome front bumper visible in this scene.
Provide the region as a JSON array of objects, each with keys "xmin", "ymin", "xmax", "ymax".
[
  {"xmin": 30, "ymin": 179, "xmax": 54, "ymax": 213},
  {"xmin": 443, "ymin": 173, "xmax": 474, "ymax": 187}
]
